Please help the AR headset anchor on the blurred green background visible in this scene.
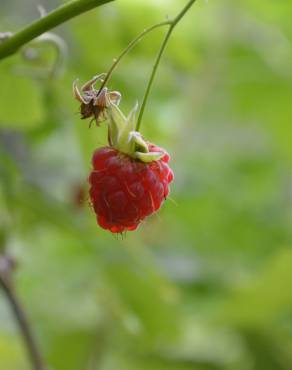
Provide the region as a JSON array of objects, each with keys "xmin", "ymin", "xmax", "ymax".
[{"xmin": 1, "ymin": 0, "xmax": 292, "ymax": 369}]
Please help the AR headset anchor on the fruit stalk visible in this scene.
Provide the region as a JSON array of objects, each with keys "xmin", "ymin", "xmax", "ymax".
[
  {"xmin": 136, "ymin": 0, "xmax": 198, "ymax": 131},
  {"xmin": 98, "ymin": 20, "xmax": 171, "ymax": 91}
]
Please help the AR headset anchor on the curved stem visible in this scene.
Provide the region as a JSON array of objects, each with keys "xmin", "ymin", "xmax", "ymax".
[
  {"xmin": 0, "ymin": 256, "xmax": 47, "ymax": 370},
  {"xmin": 99, "ymin": 20, "xmax": 171, "ymax": 91},
  {"xmin": 136, "ymin": 27, "xmax": 173, "ymax": 132},
  {"xmin": 0, "ymin": 0, "xmax": 114, "ymax": 61},
  {"xmin": 136, "ymin": 0, "xmax": 198, "ymax": 131}
]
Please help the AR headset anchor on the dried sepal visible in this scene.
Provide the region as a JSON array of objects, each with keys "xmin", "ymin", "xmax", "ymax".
[{"xmin": 73, "ymin": 75, "xmax": 121, "ymax": 126}]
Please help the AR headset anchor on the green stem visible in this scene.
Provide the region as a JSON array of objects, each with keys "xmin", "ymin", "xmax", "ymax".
[
  {"xmin": 99, "ymin": 20, "xmax": 171, "ymax": 91},
  {"xmin": 0, "ymin": 0, "xmax": 114, "ymax": 61},
  {"xmin": 0, "ymin": 255, "xmax": 47, "ymax": 370},
  {"xmin": 136, "ymin": 0, "xmax": 198, "ymax": 131}
]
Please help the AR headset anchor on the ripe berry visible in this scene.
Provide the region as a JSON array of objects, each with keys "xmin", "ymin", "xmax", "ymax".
[{"xmin": 89, "ymin": 145, "xmax": 174, "ymax": 233}]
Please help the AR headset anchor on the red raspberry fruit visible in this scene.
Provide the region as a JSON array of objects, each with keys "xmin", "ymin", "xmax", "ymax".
[{"xmin": 88, "ymin": 145, "xmax": 174, "ymax": 233}]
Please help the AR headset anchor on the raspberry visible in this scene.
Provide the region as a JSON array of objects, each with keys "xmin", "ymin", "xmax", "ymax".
[{"xmin": 88, "ymin": 145, "xmax": 174, "ymax": 233}]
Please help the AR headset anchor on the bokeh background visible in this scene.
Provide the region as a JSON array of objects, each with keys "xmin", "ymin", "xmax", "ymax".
[{"xmin": 1, "ymin": 0, "xmax": 292, "ymax": 369}]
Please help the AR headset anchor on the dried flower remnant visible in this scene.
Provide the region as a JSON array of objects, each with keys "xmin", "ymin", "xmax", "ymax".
[{"xmin": 73, "ymin": 74, "xmax": 121, "ymax": 126}]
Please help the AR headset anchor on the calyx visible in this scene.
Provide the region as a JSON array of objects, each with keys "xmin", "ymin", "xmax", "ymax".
[
  {"xmin": 73, "ymin": 75, "xmax": 164, "ymax": 163},
  {"xmin": 105, "ymin": 94, "xmax": 164, "ymax": 163}
]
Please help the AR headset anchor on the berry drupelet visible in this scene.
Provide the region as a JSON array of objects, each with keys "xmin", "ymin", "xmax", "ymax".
[{"xmin": 89, "ymin": 145, "xmax": 173, "ymax": 233}]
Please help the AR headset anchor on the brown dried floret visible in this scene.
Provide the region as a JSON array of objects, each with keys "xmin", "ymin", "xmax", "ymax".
[{"xmin": 73, "ymin": 74, "xmax": 121, "ymax": 127}]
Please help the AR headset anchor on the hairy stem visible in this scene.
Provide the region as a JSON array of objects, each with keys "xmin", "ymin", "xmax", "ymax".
[
  {"xmin": 136, "ymin": 0, "xmax": 198, "ymax": 131},
  {"xmin": 0, "ymin": 0, "xmax": 114, "ymax": 61},
  {"xmin": 0, "ymin": 256, "xmax": 46, "ymax": 370}
]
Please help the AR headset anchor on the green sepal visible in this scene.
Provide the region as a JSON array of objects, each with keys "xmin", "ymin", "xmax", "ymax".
[
  {"xmin": 106, "ymin": 96, "xmax": 127, "ymax": 148},
  {"xmin": 134, "ymin": 151, "xmax": 164, "ymax": 162},
  {"xmin": 128, "ymin": 131, "xmax": 148, "ymax": 153},
  {"xmin": 117, "ymin": 102, "xmax": 138, "ymax": 153},
  {"xmin": 106, "ymin": 98, "xmax": 162, "ymax": 163}
]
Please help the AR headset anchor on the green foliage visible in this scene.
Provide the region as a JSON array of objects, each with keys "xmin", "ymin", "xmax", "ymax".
[{"xmin": 1, "ymin": 1, "xmax": 292, "ymax": 369}]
